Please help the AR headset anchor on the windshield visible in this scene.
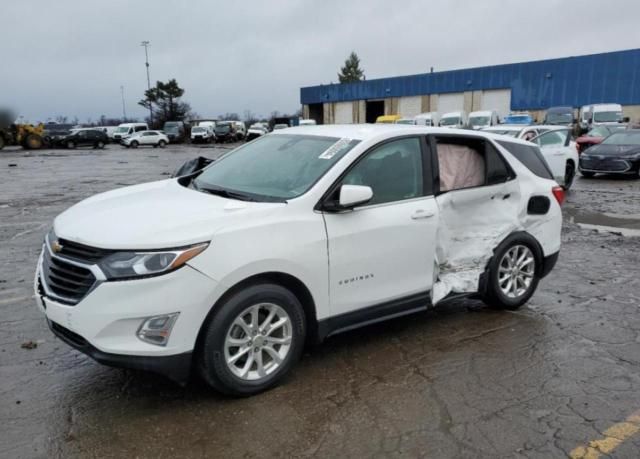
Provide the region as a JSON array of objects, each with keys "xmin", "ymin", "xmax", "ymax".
[
  {"xmin": 469, "ymin": 116, "xmax": 490, "ymax": 126},
  {"xmin": 215, "ymin": 124, "xmax": 231, "ymax": 132},
  {"xmin": 115, "ymin": 126, "xmax": 130, "ymax": 133},
  {"xmin": 546, "ymin": 113, "xmax": 573, "ymax": 124},
  {"xmin": 485, "ymin": 129, "xmax": 519, "ymax": 137},
  {"xmin": 440, "ymin": 117, "xmax": 460, "ymax": 126},
  {"xmin": 192, "ymin": 127, "xmax": 205, "ymax": 132},
  {"xmin": 601, "ymin": 131, "xmax": 640, "ymax": 146},
  {"xmin": 193, "ymin": 134, "xmax": 359, "ymax": 201},
  {"xmin": 593, "ymin": 111, "xmax": 623, "ymax": 123}
]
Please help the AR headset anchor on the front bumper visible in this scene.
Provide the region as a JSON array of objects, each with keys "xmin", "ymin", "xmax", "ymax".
[
  {"xmin": 48, "ymin": 319, "xmax": 193, "ymax": 384},
  {"xmin": 579, "ymin": 157, "xmax": 640, "ymax": 174},
  {"xmin": 35, "ymin": 249, "xmax": 224, "ymax": 383}
]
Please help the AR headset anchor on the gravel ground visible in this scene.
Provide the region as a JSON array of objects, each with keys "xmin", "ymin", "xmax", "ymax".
[{"xmin": 1, "ymin": 143, "xmax": 640, "ymax": 458}]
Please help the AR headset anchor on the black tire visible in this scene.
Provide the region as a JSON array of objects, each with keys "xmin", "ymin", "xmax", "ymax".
[
  {"xmin": 66, "ymin": 140, "xmax": 76, "ymax": 149},
  {"xmin": 0, "ymin": 135, "xmax": 5, "ymax": 150},
  {"xmin": 198, "ymin": 283, "xmax": 306, "ymax": 396},
  {"xmin": 158, "ymin": 140, "xmax": 166, "ymax": 148},
  {"xmin": 580, "ymin": 170, "xmax": 595, "ymax": 178},
  {"xmin": 97, "ymin": 141, "xmax": 105, "ymax": 149},
  {"xmin": 563, "ymin": 161, "xmax": 575, "ymax": 190},
  {"xmin": 482, "ymin": 233, "xmax": 542, "ymax": 310},
  {"xmin": 130, "ymin": 140, "xmax": 139, "ymax": 148}
]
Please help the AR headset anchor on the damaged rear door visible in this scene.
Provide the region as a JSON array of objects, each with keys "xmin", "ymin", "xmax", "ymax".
[{"xmin": 429, "ymin": 134, "xmax": 520, "ymax": 302}]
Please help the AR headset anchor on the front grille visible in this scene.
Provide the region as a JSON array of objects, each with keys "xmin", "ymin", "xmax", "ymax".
[
  {"xmin": 581, "ymin": 158, "xmax": 630, "ymax": 172},
  {"xmin": 56, "ymin": 238, "xmax": 112, "ymax": 263},
  {"xmin": 50, "ymin": 321, "xmax": 87, "ymax": 347},
  {"xmin": 42, "ymin": 249, "xmax": 96, "ymax": 304}
]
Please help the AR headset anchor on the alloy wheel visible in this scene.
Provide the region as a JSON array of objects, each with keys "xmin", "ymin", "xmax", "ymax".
[
  {"xmin": 224, "ymin": 303, "xmax": 293, "ymax": 381},
  {"xmin": 498, "ymin": 245, "xmax": 535, "ymax": 299}
]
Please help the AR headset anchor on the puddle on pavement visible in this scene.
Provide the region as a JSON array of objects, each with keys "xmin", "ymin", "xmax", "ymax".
[{"xmin": 565, "ymin": 207, "xmax": 640, "ymax": 237}]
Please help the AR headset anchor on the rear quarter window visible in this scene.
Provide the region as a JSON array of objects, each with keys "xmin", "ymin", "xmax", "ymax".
[{"xmin": 496, "ymin": 140, "xmax": 554, "ymax": 180}]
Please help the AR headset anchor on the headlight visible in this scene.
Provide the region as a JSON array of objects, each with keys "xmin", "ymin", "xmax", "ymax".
[{"xmin": 98, "ymin": 243, "xmax": 208, "ymax": 280}]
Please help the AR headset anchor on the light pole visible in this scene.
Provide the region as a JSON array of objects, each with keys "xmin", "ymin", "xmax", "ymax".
[
  {"xmin": 141, "ymin": 40, "xmax": 152, "ymax": 125},
  {"xmin": 120, "ymin": 85, "xmax": 127, "ymax": 121}
]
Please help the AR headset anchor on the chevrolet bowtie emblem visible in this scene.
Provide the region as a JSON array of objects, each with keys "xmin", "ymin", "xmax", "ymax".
[{"xmin": 52, "ymin": 240, "xmax": 63, "ymax": 253}]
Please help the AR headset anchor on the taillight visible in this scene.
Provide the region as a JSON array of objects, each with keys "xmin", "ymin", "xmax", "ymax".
[{"xmin": 552, "ymin": 186, "xmax": 565, "ymax": 205}]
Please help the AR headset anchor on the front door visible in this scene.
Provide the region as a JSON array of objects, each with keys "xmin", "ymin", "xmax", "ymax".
[{"xmin": 323, "ymin": 137, "xmax": 438, "ymax": 316}]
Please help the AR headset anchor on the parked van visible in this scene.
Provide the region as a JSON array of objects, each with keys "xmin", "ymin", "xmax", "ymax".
[
  {"xmin": 414, "ymin": 112, "xmax": 439, "ymax": 126},
  {"xmin": 112, "ymin": 123, "xmax": 148, "ymax": 142},
  {"xmin": 544, "ymin": 107, "xmax": 575, "ymax": 127},
  {"xmin": 590, "ymin": 103, "xmax": 624, "ymax": 127},
  {"xmin": 163, "ymin": 121, "xmax": 188, "ymax": 143},
  {"xmin": 439, "ymin": 111, "xmax": 467, "ymax": 128},
  {"xmin": 468, "ymin": 110, "xmax": 499, "ymax": 129},
  {"xmin": 233, "ymin": 121, "xmax": 247, "ymax": 140},
  {"xmin": 578, "ymin": 105, "xmax": 592, "ymax": 133}
]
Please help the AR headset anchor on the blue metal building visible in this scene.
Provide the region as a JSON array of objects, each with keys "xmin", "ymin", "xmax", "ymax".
[{"xmin": 301, "ymin": 48, "xmax": 640, "ymax": 111}]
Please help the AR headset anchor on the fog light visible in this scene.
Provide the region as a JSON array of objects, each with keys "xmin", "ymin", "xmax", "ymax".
[{"xmin": 137, "ymin": 313, "xmax": 179, "ymax": 346}]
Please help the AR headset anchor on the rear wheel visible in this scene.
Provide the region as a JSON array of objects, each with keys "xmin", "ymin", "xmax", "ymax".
[
  {"xmin": 97, "ymin": 141, "xmax": 105, "ymax": 149},
  {"xmin": 483, "ymin": 234, "xmax": 541, "ymax": 310},
  {"xmin": 580, "ymin": 170, "xmax": 595, "ymax": 178},
  {"xmin": 563, "ymin": 161, "xmax": 575, "ymax": 190},
  {"xmin": 0, "ymin": 135, "xmax": 5, "ymax": 150},
  {"xmin": 198, "ymin": 283, "xmax": 306, "ymax": 396}
]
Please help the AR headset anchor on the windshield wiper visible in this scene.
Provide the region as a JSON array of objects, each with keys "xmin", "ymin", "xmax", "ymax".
[{"xmin": 196, "ymin": 184, "xmax": 258, "ymax": 202}]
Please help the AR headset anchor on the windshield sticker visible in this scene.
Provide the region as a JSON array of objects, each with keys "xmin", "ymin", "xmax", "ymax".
[{"xmin": 319, "ymin": 138, "xmax": 352, "ymax": 159}]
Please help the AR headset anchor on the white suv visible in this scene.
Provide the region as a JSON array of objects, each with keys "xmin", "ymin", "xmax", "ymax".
[
  {"xmin": 122, "ymin": 130, "xmax": 169, "ymax": 148},
  {"xmin": 35, "ymin": 125, "xmax": 563, "ymax": 395}
]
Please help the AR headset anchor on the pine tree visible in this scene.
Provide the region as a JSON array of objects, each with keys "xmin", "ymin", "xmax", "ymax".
[{"xmin": 338, "ymin": 52, "xmax": 365, "ymax": 83}]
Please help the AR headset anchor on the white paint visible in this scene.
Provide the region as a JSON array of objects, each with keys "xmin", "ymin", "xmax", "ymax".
[
  {"xmin": 437, "ymin": 93, "xmax": 465, "ymax": 115},
  {"xmin": 481, "ymin": 89, "xmax": 512, "ymax": 119},
  {"xmin": 334, "ymin": 102, "xmax": 353, "ymax": 124},
  {"xmin": 398, "ymin": 96, "xmax": 422, "ymax": 118}
]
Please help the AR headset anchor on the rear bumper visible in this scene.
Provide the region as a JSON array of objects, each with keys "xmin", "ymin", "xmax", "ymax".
[
  {"xmin": 540, "ymin": 251, "xmax": 559, "ymax": 278},
  {"xmin": 48, "ymin": 319, "xmax": 193, "ymax": 385}
]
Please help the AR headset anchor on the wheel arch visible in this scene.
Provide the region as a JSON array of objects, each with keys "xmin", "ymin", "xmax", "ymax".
[
  {"xmin": 478, "ymin": 230, "xmax": 545, "ymax": 296},
  {"xmin": 194, "ymin": 271, "xmax": 319, "ymax": 356}
]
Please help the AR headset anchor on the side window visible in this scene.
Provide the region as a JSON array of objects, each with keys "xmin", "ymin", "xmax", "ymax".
[
  {"xmin": 135, "ymin": 126, "xmax": 146, "ymax": 132},
  {"xmin": 496, "ymin": 140, "xmax": 554, "ymax": 180},
  {"xmin": 533, "ymin": 130, "xmax": 568, "ymax": 147},
  {"xmin": 434, "ymin": 136, "xmax": 513, "ymax": 192},
  {"xmin": 342, "ymin": 137, "xmax": 424, "ymax": 205}
]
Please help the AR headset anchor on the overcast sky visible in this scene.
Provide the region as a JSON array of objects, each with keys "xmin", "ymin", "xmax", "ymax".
[{"xmin": 3, "ymin": 0, "xmax": 640, "ymax": 123}]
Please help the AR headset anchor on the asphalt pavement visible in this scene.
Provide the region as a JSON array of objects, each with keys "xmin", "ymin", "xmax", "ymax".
[{"xmin": 1, "ymin": 143, "xmax": 640, "ymax": 458}]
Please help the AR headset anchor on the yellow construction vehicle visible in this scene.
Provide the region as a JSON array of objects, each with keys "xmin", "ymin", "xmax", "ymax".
[{"xmin": 0, "ymin": 122, "xmax": 45, "ymax": 150}]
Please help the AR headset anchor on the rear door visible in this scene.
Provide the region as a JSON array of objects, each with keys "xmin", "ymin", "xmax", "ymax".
[
  {"xmin": 322, "ymin": 136, "xmax": 438, "ymax": 316},
  {"xmin": 430, "ymin": 134, "xmax": 519, "ymax": 293}
]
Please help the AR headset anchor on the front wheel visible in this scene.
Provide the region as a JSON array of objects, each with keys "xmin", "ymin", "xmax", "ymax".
[
  {"xmin": 198, "ymin": 283, "xmax": 306, "ymax": 396},
  {"xmin": 158, "ymin": 140, "xmax": 166, "ymax": 148},
  {"xmin": 130, "ymin": 140, "xmax": 138, "ymax": 148},
  {"xmin": 97, "ymin": 141, "xmax": 105, "ymax": 149},
  {"xmin": 482, "ymin": 235, "xmax": 541, "ymax": 310},
  {"xmin": 66, "ymin": 140, "xmax": 76, "ymax": 149}
]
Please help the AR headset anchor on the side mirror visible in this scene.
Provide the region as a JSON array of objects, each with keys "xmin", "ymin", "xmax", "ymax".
[
  {"xmin": 172, "ymin": 156, "xmax": 214, "ymax": 178},
  {"xmin": 338, "ymin": 185, "xmax": 373, "ymax": 209}
]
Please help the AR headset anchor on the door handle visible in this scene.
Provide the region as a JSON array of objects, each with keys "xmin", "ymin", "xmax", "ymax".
[{"xmin": 411, "ymin": 209, "xmax": 435, "ymax": 220}]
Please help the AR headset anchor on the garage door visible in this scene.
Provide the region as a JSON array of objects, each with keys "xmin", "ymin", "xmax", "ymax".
[
  {"xmin": 334, "ymin": 102, "xmax": 353, "ymax": 124},
  {"xmin": 481, "ymin": 89, "xmax": 511, "ymax": 119},
  {"xmin": 437, "ymin": 93, "xmax": 464, "ymax": 115},
  {"xmin": 398, "ymin": 96, "xmax": 422, "ymax": 118}
]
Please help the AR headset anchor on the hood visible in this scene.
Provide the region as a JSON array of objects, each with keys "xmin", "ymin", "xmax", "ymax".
[
  {"xmin": 54, "ymin": 179, "xmax": 285, "ymax": 249},
  {"xmin": 583, "ymin": 144, "xmax": 640, "ymax": 157}
]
